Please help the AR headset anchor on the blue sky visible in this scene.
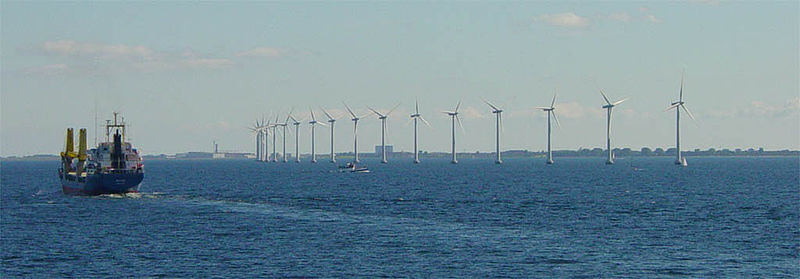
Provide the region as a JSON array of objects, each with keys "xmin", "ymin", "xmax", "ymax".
[{"xmin": 1, "ymin": 1, "xmax": 797, "ymax": 156}]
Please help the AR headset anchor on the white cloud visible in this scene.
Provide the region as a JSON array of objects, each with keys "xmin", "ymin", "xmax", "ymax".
[
  {"xmin": 236, "ymin": 47, "xmax": 284, "ymax": 58},
  {"xmin": 740, "ymin": 98, "xmax": 800, "ymax": 117},
  {"xmin": 689, "ymin": 0, "xmax": 722, "ymax": 6},
  {"xmin": 24, "ymin": 63, "xmax": 71, "ymax": 75},
  {"xmin": 183, "ymin": 58, "xmax": 234, "ymax": 69},
  {"xmin": 41, "ymin": 40, "xmax": 153, "ymax": 60},
  {"xmin": 556, "ymin": 102, "xmax": 603, "ymax": 119},
  {"xmin": 535, "ymin": 12, "xmax": 590, "ymax": 28},
  {"xmin": 646, "ymin": 14, "xmax": 662, "ymax": 23},
  {"xmin": 607, "ymin": 13, "xmax": 632, "ymax": 23},
  {"xmin": 33, "ymin": 40, "xmax": 238, "ymax": 73},
  {"xmin": 460, "ymin": 106, "xmax": 490, "ymax": 120}
]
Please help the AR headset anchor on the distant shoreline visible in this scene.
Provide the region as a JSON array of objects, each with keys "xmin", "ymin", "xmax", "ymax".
[{"xmin": 4, "ymin": 149, "xmax": 798, "ymax": 161}]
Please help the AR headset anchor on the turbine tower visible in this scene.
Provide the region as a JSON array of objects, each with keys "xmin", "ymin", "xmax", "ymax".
[
  {"xmin": 410, "ymin": 100, "xmax": 431, "ymax": 164},
  {"xmin": 277, "ymin": 115, "xmax": 289, "ymax": 162},
  {"xmin": 666, "ymin": 72, "xmax": 695, "ymax": 166},
  {"xmin": 271, "ymin": 115, "xmax": 279, "ymax": 162},
  {"xmin": 249, "ymin": 120, "xmax": 262, "ymax": 161},
  {"xmin": 344, "ymin": 103, "xmax": 363, "ymax": 163},
  {"xmin": 289, "ymin": 113, "xmax": 301, "ymax": 163},
  {"xmin": 263, "ymin": 118, "xmax": 272, "ymax": 162},
  {"xmin": 483, "ymin": 99, "xmax": 504, "ymax": 164},
  {"xmin": 308, "ymin": 108, "xmax": 327, "ymax": 163},
  {"xmin": 536, "ymin": 93, "xmax": 561, "ymax": 164},
  {"xmin": 321, "ymin": 108, "xmax": 337, "ymax": 163},
  {"xmin": 599, "ymin": 88, "xmax": 628, "ymax": 165},
  {"xmin": 369, "ymin": 104, "xmax": 400, "ymax": 164},
  {"xmin": 442, "ymin": 101, "xmax": 463, "ymax": 164}
]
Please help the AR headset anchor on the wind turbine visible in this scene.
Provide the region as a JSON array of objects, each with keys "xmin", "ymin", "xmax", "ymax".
[
  {"xmin": 483, "ymin": 99, "xmax": 504, "ymax": 164},
  {"xmin": 666, "ymin": 72, "xmax": 695, "ymax": 166},
  {"xmin": 599, "ymin": 88, "xmax": 628, "ymax": 165},
  {"xmin": 344, "ymin": 103, "xmax": 365, "ymax": 163},
  {"xmin": 277, "ymin": 114, "xmax": 290, "ymax": 162},
  {"xmin": 442, "ymin": 101, "xmax": 464, "ymax": 164},
  {"xmin": 410, "ymin": 100, "xmax": 431, "ymax": 164},
  {"xmin": 271, "ymin": 115, "xmax": 279, "ymax": 162},
  {"xmin": 262, "ymin": 117, "xmax": 272, "ymax": 162},
  {"xmin": 308, "ymin": 108, "xmax": 327, "ymax": 163},
  {"xmin": 369, "ymin": 104, "xmax": 400, "ymax": 164},
  {"xmin": 249, "ymin": 119, "xmax": 262, "ymax": 161},
  {"xmin": 288, "ymin": 112, "xmax": 301, "ymax": 163},
  {"xmin": 535, "ymin": 93, "xmax": 561, "ymax": 164},
  {"xmin": 321, "ymin": 107, "xmax": 337, "ymax": 163}
]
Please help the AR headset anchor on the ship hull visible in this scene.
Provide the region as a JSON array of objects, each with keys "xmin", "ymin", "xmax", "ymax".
[{"xmin": 60, "ymin": 172, "xmax": 144, "ymax": 195}]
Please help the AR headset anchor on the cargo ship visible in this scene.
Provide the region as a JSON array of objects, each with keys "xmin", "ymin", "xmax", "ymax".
[{"xmin": 59, "ymin": 113, "xmax": 144, "ymax": 195}]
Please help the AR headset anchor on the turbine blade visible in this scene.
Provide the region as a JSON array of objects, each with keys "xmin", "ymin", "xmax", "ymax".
[
  {"xmin": 455, "ymin": 101, "xmax": 461, "ymax": 113},
  {"xmin": 309, "ymin": 108, "xmax": 317, "ymax": 121},
  {"xmin": 415, "ymin": 99, "xmax": 419, "ymax": 114},
  {"xmin": 404, "ymin": 116, "xmax": 414, "ymax": 126},
  {"xmin": 534, "ymin": 106, "xmax": 551, "ymax": 110},
  {"xmin": 665, "ymin": 103, "xmax": 680, "ymax": 111},
  {"xmin": 680, "ymin": 70, "xmax": 685, "ymax": 102},
  {"xmin": 483, "ymin": 98, "xmax": 499, "ymax": 111},
  {"xmin": 386, "ymin": 103, "xmax": 401, "ymax": 116},
  {"xmin": 681, "ymin": 104, "xmax": 695, "ymax": 121},
  {"xmin": 552, "ymin": 111, "xmax": 562, "ymax": 129},
  {"xmin": 599, "ymin": 88, "xmax": 611, "ymax": 105},
  {"xmin": 456, "ymin": 115, "xmax": 465, "ymax": 134},
  {"xmin": 442, "ymin": 110, "xmax": 455, "ymax": 114},
  {"xmin": 551, "ymin": 93, "xmax": 557, "ymax": 108},
  {"xmin": 368, "ymin": 107, "xmax": 382, "ymax": 117},
  {"xmin": 343, "ymin": 103, "xmax": 357, "ymax": 118},
  {"xmin": 317, "ymin": 121, "xmax": 328, "ymax": 127},
  {"xmin": 419, "ymin": 116, "xmax": 432, "ymax": 128},
  {"xmin": 613, "ymin": 98, "xmax": 628, "ymax": 106},
  {"xmin": 320, "ymin": 107, "xmax": 334, "ymax": 120}
]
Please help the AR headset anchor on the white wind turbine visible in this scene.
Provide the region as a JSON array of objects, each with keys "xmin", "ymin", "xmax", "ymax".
[
  {"xmin": 271, "ymin": 115, "xmax": 279, "ymax": 162},
  {"xmin": 276, "ymin": 114, "xmax": 290, "ymax": 163},
  {"xmin": 483, "ymin": 99, "xmax": 504, "ymax": 164},
  {"xmin": 320, "ymin": 107, "xmax": 337, "ymax": 163},
  {"xmin": 666, "ymin": 72, "xmax": 695, "ymax": 166},
  {"xmin": 288, "ymin": 112, "xmax": 301, "ymax": 163},
  {"xmin": 249, "ymin": 119, "xmax": 263, "ymax": 161},
  {"xmin": 599, "ymin": 88, "xmax": 628, "ymax": 165},
  {"xmin": 442, "ymin": 101, "xmax": 464, "ymax": 164},
  {"xmin": 308, "ymin": 108, "xmax": 327, "ymax": 163},
  {"xmin": 410, "ymin": 100, "xmax": 431, "ymax": 164},
  {"xmin": 535, "ymin": 93, "xmax": 561, "ymax": 164},
  {"xmin": 369, "ymin": 104, "xmax": 400, "ymax": 164},
  {"xmin": 344, "ymin": 103, "xmax": 367, "ymax": 163},
  {"xmin": 262, "ymin": 117, "xmax": 272, "ymax": 162}
]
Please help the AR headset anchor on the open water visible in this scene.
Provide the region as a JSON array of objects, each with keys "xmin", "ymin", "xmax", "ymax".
[{"xmin": 1, "ymin": 157, "xmax": 798, "ymax": 277}]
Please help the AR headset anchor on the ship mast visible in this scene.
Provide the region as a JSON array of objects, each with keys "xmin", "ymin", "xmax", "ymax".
[{"xmin": 105, "ymin": 112, "xmax": 127, "ymax": 143}]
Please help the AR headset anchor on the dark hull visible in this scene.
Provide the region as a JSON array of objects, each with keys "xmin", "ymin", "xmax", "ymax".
[{"xmin": 60, "ymin": 172, "xmax": 144, "ymax": 195}]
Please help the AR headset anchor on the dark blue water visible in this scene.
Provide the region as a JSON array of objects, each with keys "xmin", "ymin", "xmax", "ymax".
[{"xmin": 2, "ymin": 157, "xmax": 798, "ymax": 277}]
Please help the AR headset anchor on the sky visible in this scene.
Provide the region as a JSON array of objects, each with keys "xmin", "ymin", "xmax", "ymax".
[{"xmin": 1, "ymin": 1, "xmax": 798, "ymax": 156}]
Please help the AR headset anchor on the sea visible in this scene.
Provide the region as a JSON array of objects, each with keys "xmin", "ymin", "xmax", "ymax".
[{"xmin": 2, "ymin": 157, "xmax": 798, "ymax": 277}]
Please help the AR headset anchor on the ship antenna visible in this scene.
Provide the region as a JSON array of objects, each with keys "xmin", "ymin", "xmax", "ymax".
[{"xmin": 105, "ymin": 119, "xmax": 111, "ymax": 142}]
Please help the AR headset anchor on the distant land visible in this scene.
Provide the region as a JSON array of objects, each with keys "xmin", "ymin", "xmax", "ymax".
[{"xmin": 3, "ymin": 147, "xmax": 797, "ymax": 161}]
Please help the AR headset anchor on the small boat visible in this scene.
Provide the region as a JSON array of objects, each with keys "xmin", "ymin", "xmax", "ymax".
[{"xmin": 339, "ymin": 162, "xmax": 369, "ymax": 173}]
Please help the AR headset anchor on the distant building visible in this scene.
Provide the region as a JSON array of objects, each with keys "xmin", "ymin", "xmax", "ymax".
[{"xmin": 375, "ymin": 145, "xmax": 393, "ymax": 155}]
